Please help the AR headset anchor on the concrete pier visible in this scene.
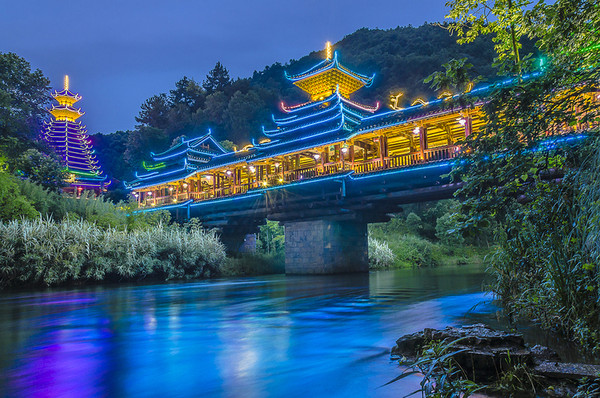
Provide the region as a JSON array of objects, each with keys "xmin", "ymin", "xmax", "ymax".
[{"xmin": 284, "ymin": 219, "xmax": 368, "ymax": 274}]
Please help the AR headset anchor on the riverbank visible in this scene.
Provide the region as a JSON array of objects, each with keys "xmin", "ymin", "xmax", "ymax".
[{"xmin": 391, "ymin": 324, "xmax": 600, "ymax": 397}]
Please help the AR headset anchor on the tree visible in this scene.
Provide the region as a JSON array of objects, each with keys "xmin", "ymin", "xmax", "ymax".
[
  {"xmin": 124, "ymin": 126, "xmax": 169, "ymax": 168},
  {"xmin": 444, "ymin": 0, "xmax": 531, "ymax": 74},
  {"xmin": 448, "ymin": 0, "xmax": 600, "ymax": 351},
  {"xmin": 135, "ymin": 93, "xmax": 170, "ymax": 129},
  {"xmin": 224, "ymin": 90, "xmax": 266, "ymax": 144},
  {"xmin": 424, "ymin": 58, "xmax": 480, "ymax": 94},
  {"xmin": 203, "ymin": 91, "xmax": 228, "ymax": 125},
  {"xmin": 202, "ymin": 62, "xmax": 232, "ymax": 94},
  {"xmin": 90, "ymin": 130, "xmax": 133, "ymax": 181},
  {"xmin": 0, "ymin": 53, "xmax": 50, "ymax": 157},
  {"xmin": 169, "ymin": 76, "xmax": 204, "ymax": 112},
  {"xmin": 218, "ymin": 140, "xmax": 236, "ymax": 152},
  {"xmin": 15, "ymin": 149, "xmax": 67, "ymax": 192}
]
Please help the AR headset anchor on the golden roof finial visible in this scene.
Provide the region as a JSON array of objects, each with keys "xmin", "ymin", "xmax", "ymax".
[
  {"xmin": 64, "ymin": 75, "xmax": 69, "ymax": 91},
  {"xmin": 390, "ymin": 92, "xmax": 404, "ymax": 110},
  {"xmin": 325, "ymin": 41, "xmax": 332, "ymax": 60}
]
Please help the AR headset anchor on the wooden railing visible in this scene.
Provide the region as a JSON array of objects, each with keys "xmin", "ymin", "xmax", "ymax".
[{"xmin": 140, "ymin": 145, "xmax": 460, "ymax": 207}]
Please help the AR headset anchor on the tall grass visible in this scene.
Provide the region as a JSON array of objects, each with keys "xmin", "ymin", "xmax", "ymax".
[
  {"xmin": 368, "ymin": 237, "xmax": 396, "ymax": 269},
  {"xmin": 489, "ymin": 135, "xmax": 600, "ymax": 353},
  {"xmin": 0, "ymin": 218, "xmax": 226, "ymax": 288}
]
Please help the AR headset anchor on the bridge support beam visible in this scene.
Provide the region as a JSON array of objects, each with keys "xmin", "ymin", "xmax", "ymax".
[{"xmin": 284, "ymin": 219, "xmax": 368, "ymax": 274}]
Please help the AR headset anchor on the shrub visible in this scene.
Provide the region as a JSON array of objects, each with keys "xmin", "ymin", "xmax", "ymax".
[
  {"xmin": 368, "ymin": 237, "xmax": 396, "ymax": 269},
  {"xmin": 0, "ymin": 173, "xmax": 38, "ymax": 221}
]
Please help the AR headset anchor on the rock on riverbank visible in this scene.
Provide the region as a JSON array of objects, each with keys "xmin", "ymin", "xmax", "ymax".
[{"xmin": 392, "ymin": 324, "xmax": 600, "ymax": 396}]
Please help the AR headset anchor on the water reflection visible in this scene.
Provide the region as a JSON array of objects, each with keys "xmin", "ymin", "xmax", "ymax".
[{"xmin": 0, "ymin": 265, "xmax": 488, "ymax": 397}]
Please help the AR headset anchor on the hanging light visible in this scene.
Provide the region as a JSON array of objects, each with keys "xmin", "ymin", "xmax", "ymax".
[
  {"xmin": 183, "ymin": 183, "xmax": 188, "ymax": 188},
  {"xmin": 249, "ymin": 166, "xmax": 256, "ymax": 173},
  {"xmin": 457, "ymin": 118, "xmax": 467, "ymax": 126},
  {"xmin": 226, "ymin": 170, "xmax": 232, "ymax": 176},
  {"xmin": 313, "ymin": 154, "xmax": 321, "ymax": 160},
  {"xmin": 413, "ymin": 126, "xmax": 421, "ymax": 135},
  {"xmin": 341, "ymin": 146, "xmax": 349, "ymax": 154}
]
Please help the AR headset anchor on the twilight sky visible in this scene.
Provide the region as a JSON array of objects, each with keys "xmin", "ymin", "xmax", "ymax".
[{"xmin": 1, "ymin": 0, "xmax": 448, "ymax": 134}]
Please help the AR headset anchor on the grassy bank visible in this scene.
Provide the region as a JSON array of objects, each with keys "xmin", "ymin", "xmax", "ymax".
[
  {"xmin": 367, "ymin": 200, "xmax": 492, "ymax": 269},
  {"xmin": 0, "ymin": 218, "xmax": 226, "ymax": 288},
  {"xmin": 368, "ymin": 234, "xmax": 487, "ymax": 269}
]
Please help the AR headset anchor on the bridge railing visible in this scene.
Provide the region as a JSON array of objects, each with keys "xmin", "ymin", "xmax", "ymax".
[{"xmin": 353, "ymin": 145, "xmax": 459, "ymax": 175}]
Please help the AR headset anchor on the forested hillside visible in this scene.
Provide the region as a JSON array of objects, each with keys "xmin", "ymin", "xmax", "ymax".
[{"xmin": 91, "ymin": 23, "xmax": 536, "ymax": 185}]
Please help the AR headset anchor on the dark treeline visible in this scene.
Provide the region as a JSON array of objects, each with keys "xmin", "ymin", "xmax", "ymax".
[{"xmin": 90, "ymin": 23, "xmax": 536, "ymax": 186}]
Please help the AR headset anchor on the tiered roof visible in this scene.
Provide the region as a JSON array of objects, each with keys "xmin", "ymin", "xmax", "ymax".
[
  {"xmin": 126, "ymin": 132, "xmax": 229, "ymax": 189},
  {"xmin": 43, "ymin": 76, "xmax": 108, "ymax": 190},
  {"xmin": 126, "ymin": 44, "xmax": 380, "ymax": 190},
  {"xmin": 285, "ymin": 46, "xmax": 375, "ymax": 100}
]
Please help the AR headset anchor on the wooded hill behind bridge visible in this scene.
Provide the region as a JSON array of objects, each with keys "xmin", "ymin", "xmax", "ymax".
[{"xmin": 90, "ymin": 24, "xmax": 537, "ymax": 186}]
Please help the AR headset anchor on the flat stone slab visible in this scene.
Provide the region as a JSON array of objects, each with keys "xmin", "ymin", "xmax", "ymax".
[{"xmin": 534, "ymin": 361, "xmax": 600, "ymax": 380}]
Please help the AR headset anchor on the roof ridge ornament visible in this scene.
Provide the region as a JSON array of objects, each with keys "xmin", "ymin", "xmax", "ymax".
[
  {"xmin": 64, "ymin": 75, "xmax": 69, "ymax": 91},
  {"xmin": 326, "ymin": 41, "xmax": 332, "ymax": 60}
]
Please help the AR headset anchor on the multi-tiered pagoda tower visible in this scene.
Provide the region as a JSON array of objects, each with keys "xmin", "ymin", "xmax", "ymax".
[{"xmin": 43, "ymin": 76, "xmax": 108, "ymax": 194}]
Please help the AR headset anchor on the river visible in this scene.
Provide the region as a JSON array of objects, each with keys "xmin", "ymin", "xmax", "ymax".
[{"xmin": 0, "ymin": 265, "xmax": 517, "ymax": 397}]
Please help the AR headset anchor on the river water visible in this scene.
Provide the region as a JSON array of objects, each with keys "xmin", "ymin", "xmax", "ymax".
[{"xmin": 0, "ymin": 265, "xmax": 502, "ymax": 397}]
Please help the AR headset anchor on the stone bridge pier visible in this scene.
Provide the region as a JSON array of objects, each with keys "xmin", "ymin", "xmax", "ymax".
[{"xmin": 283, "ymin": 218, "xmax": 369, "ymax": 274}]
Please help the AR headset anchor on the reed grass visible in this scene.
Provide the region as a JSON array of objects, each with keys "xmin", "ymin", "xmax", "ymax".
[
  {"xmin": 368, "ymin": 237, "xmax": 396, "ymax": 269},
  {"xmin": 0, "ymin": 217, "xmax": 226, "ymax": 288}
]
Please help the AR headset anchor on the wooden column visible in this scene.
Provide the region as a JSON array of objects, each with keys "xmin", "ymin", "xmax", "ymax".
[
  {"xmin": 212, "ymin": 173, "xmax": 216, "ymax": 197},
  {"xmin": 334, "ymin": 144, "xmax": 340, "ymax": 169},
  {"xmin": 465, "ymin": 117, "xmax": 472, "ymax": 138},
  {"xmin": 419, "ymin": 127, "xmax": 428, "ymax": 161},
  {"xmin": 378, "ymin": 135, "xmax": 387, "ymax": 167}
]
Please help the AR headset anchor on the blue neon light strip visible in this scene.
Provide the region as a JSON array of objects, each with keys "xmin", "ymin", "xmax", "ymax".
[
  {"xmin": 135, "ymin": 199, "xmax": 194, "ymax": 214},
  {"xmin": 284, "ymin": 58, "xmax": 329, "ymax": 80},
  {"xmin": 257, "ymin": 171, "xmax": 354, "ymax": 192},
  {"xmin": 134, "ymin": 160, "xmax": 188, "ymax": 180},
  {"xmin": 189, "ymin": 194, "xmax": 263, "ymax": 208},
  {"xmin": 348, "ymin": 161, "xmax": 454, "ymax": 180},
  {"xmin": 277, "ymin": 92, "xmax": 340, "ymax": 116},
  {"xmin": 285, "ymin": 52, "xmax": 374, "ymax": 85},
  {"xmin": 271, "ymin": 97, "xmax": 342, "ymax": 127},
  {"xmin": 264, "ymin": 105, "xmax": 344, "ymax": 136}
]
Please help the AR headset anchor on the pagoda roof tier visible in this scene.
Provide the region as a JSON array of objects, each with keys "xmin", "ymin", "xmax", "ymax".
[
  {"xmin": 150, "ymin": 131, "xmax": 228, "ymax": 161},
  {"xmin": 125, "ymin": 131, "xmax": 231, "ymax": 189},
  {"xmin": 48, "ymin": 105, "xmax": 85, "ymax": 121},
  {"xmin": 285, "ymin": 52, "xmax": 374, "ymax": 100},
  {"xmin": 269, "ymin": 91, "xmax": 379, "ymax": 134},
  {"xmin": 51, "ymin": 89, "xmax": 82, "ymax": 106},
  {"xmin": 44, "ymin": 119, "xmax": 86, "ymax": 129}
]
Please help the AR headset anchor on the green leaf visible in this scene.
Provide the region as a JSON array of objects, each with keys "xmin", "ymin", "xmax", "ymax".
[{"xmin": 582, "ymin": 263, "xmax": 595, "ymax": 271}]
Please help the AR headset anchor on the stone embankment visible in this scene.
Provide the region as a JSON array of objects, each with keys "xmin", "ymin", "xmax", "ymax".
[{"xmin": 392, "ymin": 324, "xmax": 600, "ymax": 396}]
